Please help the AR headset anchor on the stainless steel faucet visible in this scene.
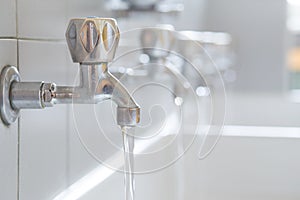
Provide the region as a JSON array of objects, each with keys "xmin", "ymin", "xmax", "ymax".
[
  {"xmin": 139, "ymin": 25, "xmax": 188, "ymax": 94},
  {"xmin": 0, "ymin": 17, "xmax": 140, "ymax": 126},
  {"xmin": 140, "ymin": 24, "xmax": 175, "ymax": 61}
]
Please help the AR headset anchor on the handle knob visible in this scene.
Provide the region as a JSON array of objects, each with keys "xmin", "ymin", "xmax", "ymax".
[
  {"xmin": 66, "ymin": 17, "xmax": 120, "ymax": 64},
  {"xmin": 140, "ymin": 24, "xmax": 175, "ymax": 59}
]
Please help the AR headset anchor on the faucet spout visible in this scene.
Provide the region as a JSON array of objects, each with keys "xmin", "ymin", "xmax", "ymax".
[
  {"xmin": 107, "ymin": 71, "xmax": 140, "ymax": 126},
  {"xmin": 52, "ymin": 63, "xmax": 140, "ymax": 126}
]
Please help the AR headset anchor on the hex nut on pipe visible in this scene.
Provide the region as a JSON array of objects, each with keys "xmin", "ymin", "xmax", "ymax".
[{"xmin": 41, "ymin": 83, "xmax": 56, "ymax": 107}]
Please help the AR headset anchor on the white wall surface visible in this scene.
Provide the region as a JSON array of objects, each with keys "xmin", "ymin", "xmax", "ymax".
[
  {"xmin": 204, "ymin": 0, "xmax": 286, "ymax": 92},
  {"xmin": 0, "ymin": 3, "xmax": 19, "ymax": 198},
  {"xmin": 0, "ymin": 40, "xmax": 18, "ymax": 200},
  {"xmin": 18, "ymin": 40, "xmax": 72, "ymax": 199},
  {"xmin": 0, "ymin": 0, "xmax": 16, "ymax": 37}
]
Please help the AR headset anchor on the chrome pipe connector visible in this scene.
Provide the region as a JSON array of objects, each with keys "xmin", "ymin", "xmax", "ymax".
[
  {"xmin": 0, "ymin": 17, "xmax": 140, "ymax": 126},
  {"xmin": 10, "ymin": 82, "xmax": 56, "ymax": 109}
]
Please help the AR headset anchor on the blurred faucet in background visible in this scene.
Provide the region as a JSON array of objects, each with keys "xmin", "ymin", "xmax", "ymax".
[
  {"xmin": 106, "ymin": 0, "xmax": 184, "ymax": 13},
  {"xmin": 177, "ymin": 31, "xmax": 235, "ymax": 92}
]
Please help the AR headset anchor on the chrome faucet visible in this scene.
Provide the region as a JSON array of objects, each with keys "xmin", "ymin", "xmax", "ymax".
[
  {"xmin": 140, "ymin": 24, "xmax": 175, "ymax": 63},
  {"xmin": 139, "ymin": 25, "xmax": 188, "ymax": 94},
  {"xmin": 0, "ymin": 17, "xmax": 140, "ymax": 126}
]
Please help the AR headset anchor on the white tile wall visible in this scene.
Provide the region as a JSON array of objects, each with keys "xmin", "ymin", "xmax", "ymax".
[
  {"xmin": 0, "ymin": 0, "xmax": 16, "ymax": 37},
  {"xmin": 16, "ymin": 0, "xmax": 203, "ymax": 40},
  {"xmin": 67, "ymin": 101, "xmax": 122, "ymax": 190},
  {"xmin": 66, "ymin": 0, "xmax": 110, "ymax": 19},
  {"xmin": 18, "ymin": 40, "xmax": 76, "ymax": 200},
  {"xmin": 183, "ymin": 136, "xmax": 300, "ymax": 200},
  {"xmin": 67, "ymin": 118, "xmax": 101, "ymax": 186},
  {"xmin": 17, "ymin": 0, "xmax": 68, "ymax": 39},
  {"xmin": 0, "ymin": 39, "xmax": 18, "ymax": 200},
  {"xmin": 18, "ymin": 40, "xmax": 76, "ymax": 83},
  {"xmin": 17, "ymin": 0, "xmax": 110, "ymax": 40}
]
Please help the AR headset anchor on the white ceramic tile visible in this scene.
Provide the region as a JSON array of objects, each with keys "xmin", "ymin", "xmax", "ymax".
[
  {"xmin": 17, "ymin": 0, "xmax": 110, "ymax": 40},
  {"xmin": 79, "ymin": 172, "xmax": 124, "ymax": 200},
  {"xmin": 66, "ymin": 0, "xmax": 110, "ymax": 19},
  {"xmin": 18, "ymin": 40, "xmax": 77, "ymax": 84},
  {"xmin": 18, "ymin": 40, "xmax": 77, "ymax": 200},
  {"xmin": 0, "ymin": 40, "xmax": 17, "ymax": 65},
  {"xmin": 67, "ymin": 113, "xmax": 103, "ymax": 187},
  {"xmin": 0, "ymin": 0, "xmax": 16, "ymax": 37},
  {"xmin": 67, "ymin": 101, "xmax": 119, "ymax": 187},
  {"xmin": 19, "ymin": 107, "xmax": 68, "ymax": 200},
  {"xmin": 0, "ymin": 39, "xmax": 18, "ymax": 200},
  {"xmin": 17, "ymin": 0, "xmax": 68, "ymax": 39},
  {"xmin": 182, "ymin": 135, "xmax": 300, "ymax": 200},
  {"xmin": 226, "ymin": 92, "xmax": 300, "ymax": 127}
]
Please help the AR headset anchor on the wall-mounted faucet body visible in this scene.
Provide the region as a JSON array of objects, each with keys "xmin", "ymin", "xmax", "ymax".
[
  {"xmin": 0, "ymin": 17, "xmax": 140, "ymax": 126},
  {"xmin": 139, "ymin": 25, "xmax": 187, "ymax": 95}
]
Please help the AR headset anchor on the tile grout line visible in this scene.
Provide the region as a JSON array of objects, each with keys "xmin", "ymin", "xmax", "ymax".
[
  {"xmin": 15, "ymin": 0, "xmax": 20, "ymax": 199},
  {"xmin": 11, "ymin": 1, "xmax": 68, "ymax": 198},
  {"xmin": 0, "ymin": 37, "xmax": 65, "ymax": 42},
  {"xmin": 65, "ymin": 0, "xmax": 71, "ymax": 188}
]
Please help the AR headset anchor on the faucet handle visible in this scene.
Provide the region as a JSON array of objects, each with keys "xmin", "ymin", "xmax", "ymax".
[
  {"xmin": 66, "ymin": 17, "xmax": 120, "ymax": 64},
  {"xmin": 140, "ymin": 24, "xmax": 175, "ymax": 59}
]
